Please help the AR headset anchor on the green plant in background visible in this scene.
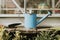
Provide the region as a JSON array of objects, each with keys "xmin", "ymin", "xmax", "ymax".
[
  {"xmin": 40, "ymin": 10, "xmax": 48, "ymax": 14},
  {"xmin": 35, "ymin": 30, "xmax": 59, "ymax": 40}
]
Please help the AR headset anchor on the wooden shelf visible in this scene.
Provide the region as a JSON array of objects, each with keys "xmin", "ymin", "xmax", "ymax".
[
  {"xmin": 0, "ymin": 14, "xmax": 23, "ymax": 17},
  {"xmin": 37, "ymin": 14, "xmax": 60, "ymax": 17},
  {"xmin": 5, "ymin": 26, "xmax": 51, "ymax": 33},
  {"xmin": 1, "ymin": 8, "xmax": 60, "ymax": 10},
  {"xmin": 0, "ymin": 14, "xmax": 60, "ymax": 17}
]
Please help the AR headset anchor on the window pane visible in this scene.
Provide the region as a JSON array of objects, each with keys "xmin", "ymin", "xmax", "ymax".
[
  {"xmin": 1, "ymin": 0, "xmax": 22, "ymax": 14},
  {"xmin": 25, "ymin": 0, "xmax": 52, "ymax": 8}
]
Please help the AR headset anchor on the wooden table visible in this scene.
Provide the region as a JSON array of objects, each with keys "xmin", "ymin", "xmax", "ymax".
[{"xmin": 5, "ymin": 26, "xmax": 52, "ymax": 33}]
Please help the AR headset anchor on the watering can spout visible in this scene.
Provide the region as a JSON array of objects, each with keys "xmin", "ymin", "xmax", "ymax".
[{"xmin": 37, "ymin": 11, "xmax": 51, "ymax": 25}]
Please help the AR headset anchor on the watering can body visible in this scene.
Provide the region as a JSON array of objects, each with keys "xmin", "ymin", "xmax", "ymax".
[
  {"xmin": 24, "ymin": 12, "xmax": 51, "ymax": 29},
  {"xmin": 24, "ymin": 13, "xmax": 37, "ymax": 29}
]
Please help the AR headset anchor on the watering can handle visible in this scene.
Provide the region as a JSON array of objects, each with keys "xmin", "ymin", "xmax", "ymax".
[{"xmin": 37, "ymin": 11, "xmax": 52, "ymax": 25}]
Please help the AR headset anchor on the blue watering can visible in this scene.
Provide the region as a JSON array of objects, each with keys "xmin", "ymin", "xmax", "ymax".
[
  {"xmin": 12, "ymin": 0, "xmax": 51, "ymax": 29},
  {"xmin": 24, "ymin": 11, "xmax": 51, "ymax": 29}
]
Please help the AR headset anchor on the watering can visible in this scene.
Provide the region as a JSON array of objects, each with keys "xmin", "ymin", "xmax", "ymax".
[
  {"xmin": 24, "ymin": 11, "xmax": 51, "ymax": 29},
  {"xmin": 12, "ymin": 0, "xmax": 51, "ymax": 29}
]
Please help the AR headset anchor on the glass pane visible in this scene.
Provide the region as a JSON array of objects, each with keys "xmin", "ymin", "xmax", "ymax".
[
  {"xmin": 25, "ymin": 0, "xmax": 52, "ymax": 8},
  {"xmin": 1, "ymin": 0, "xmax": 22, "ymax": 14},
  {"xmin": 38, "ymin": 0, "xmax": 52, "ymax": 9},
  {"xmin": 0, "ymin": 0, "xmax": 59, "ymax": 14},
  {"xmin": 19, "ymin": 0, "xmax": 24, "ymax": 8}
]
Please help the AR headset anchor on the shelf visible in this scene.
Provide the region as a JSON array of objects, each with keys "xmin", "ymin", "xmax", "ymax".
[
  {"xmin": 0, "ymin": 14, "xmax": 60, "ymax": 17},
  {"xmin": 1, "ymin": 8, "xmax": 19, "ymax": 10},
  {"xmin": 1, "ymin": 8, "xmax": 60, "ymax": 10},
  {"xmin": 29, "ymin": 8, "xmax": 60, "ymax": 10},
  {"xmin": 5, "ymin": 27, "xmax": 51, "ymax": 32},
  {"xmin": 37, "ymin": 14, "xmax": 60, "ymax": 17},
  {"xmin": 0, "ymin": 14, "xmax": 23, "ymax": 17}
]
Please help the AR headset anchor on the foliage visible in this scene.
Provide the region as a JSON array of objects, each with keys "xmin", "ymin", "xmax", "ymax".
[{"xmin": 35, "ymin": 30, "xmax": 59, "ymax": 40}]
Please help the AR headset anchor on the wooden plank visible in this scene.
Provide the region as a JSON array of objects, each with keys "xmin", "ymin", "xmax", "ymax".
[{"xmin": 5, "ymin": 26, "xmax": 52, "ymax": 33}]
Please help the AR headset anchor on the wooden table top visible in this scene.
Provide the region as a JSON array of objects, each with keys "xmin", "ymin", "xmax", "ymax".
[{"xmin": 5, "ymin": 26, "xmax": 52, "ymax": 33}]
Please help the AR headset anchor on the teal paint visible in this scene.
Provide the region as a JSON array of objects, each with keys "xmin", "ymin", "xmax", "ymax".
[
  {"xmin": 24, "ymin": 11, "xmax": 51, "ymax": 29},
  {"xmin": 37, "ymin": 12, "xmax": 51, "ymax": 24},
  {"xmin": 24, "ymin": 13, "xmax": 37, "ymax": 29}
]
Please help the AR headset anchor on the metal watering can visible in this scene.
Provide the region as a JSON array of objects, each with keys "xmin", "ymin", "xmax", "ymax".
[
  {"xmin": 12, "ymin": 0, "xmax": 51, "ymax": 29},
  {"xmin": 24, "ymin": 12, "xmax": 51, "ymax": 29}
]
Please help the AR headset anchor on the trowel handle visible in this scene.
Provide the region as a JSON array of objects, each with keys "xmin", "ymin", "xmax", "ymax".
[{"xmin": 8, "ymin": 23, "xmax": 21, "ymax": 28}]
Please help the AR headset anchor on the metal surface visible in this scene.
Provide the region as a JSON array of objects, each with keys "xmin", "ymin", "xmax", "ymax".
[
  {"xmin": 24, "ymin": 11, "xmax": 51, "ymax": 29},
  {"xmin": 24, "ymin": 13, "xmax": 37, "ymax": 29},
  {"xmin": 37, "ymin": 11, "xmax": 51, "ymax": 24}
]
